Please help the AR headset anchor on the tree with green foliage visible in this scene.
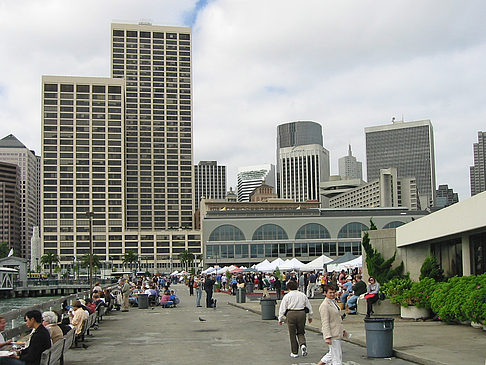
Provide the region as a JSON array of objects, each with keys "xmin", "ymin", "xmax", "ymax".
[
  {"xmin": 179, "ymin": 250, "xmax": 195, "ymax": 272},
  {"xmin": 0, "ymin": 242, "xmax": 9, "ymax": 258},
  {"xmin": 361, "ymin": 219, "xmax": 405, "ymax": 284},
  {"xmin": 420, "ymin": 255, "xmax": 444, "ymax": 281},
  {"xmin": 81, "ymin": 253, "xmax": 101, "ymax": 275},
  {"xmin": 40, "ymin": 252, "xmax": 59, "ymax": 277},
  {"xmin": 122, "ymin": 250, "xmax": 138, "ymax": 271}
]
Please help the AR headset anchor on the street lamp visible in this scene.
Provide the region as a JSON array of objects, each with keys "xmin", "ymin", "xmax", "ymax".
[{"xmin": 85, "ymin": 211, "xmax": 94, "ymax": 294}]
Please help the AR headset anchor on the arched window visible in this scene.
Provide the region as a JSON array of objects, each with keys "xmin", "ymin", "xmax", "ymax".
[
  {"xmin": 252, "ymin": 224, "xmax": 288, "ymax": 240},
  {"xmin": 209, "ymin": 225, "xmax": 245, "ymax": 241},
  {"xmin": 295, "ymin": 223, "xmax": 330, "ymax": 239},
  {"xmin": 337, "ymin": 222, "xmax": 369, "ymax": 238},
  {"xmin": 383, "ymin": 221, "xmax": 406, "ymax": 229}
]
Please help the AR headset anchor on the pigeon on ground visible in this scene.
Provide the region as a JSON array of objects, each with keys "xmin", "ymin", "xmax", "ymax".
[{"xmin": 198, "ymin": 317, "xmax": 206, "ymax": 322}]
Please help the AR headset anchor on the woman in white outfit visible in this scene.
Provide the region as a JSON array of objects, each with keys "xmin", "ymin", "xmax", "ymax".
[{"xmin": 318, "ymin": 284, "xmax": 347, "ymax": 365}]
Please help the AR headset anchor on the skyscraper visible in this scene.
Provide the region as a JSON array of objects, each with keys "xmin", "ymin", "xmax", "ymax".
[
  {"xmin": 111, "ymin": 23, "xmax": 194, "ymax": 230},
  {"xmin": 338, "ymin": 145, "xmax": 362, "ymax": 180},
  {"xmin": 41, "ymin": 23, "xmax": 201, "ymax": 273},
  {"xmin": 237, "ymin": 164, "xmax": 275, "ymax": 202},
  {"xmin": 0, "ymin": 135, "xmax": 40, "ymax": 259},
  {"xmin": 365, "ymin": 119, "xmax": 436, "ymax": 208},
  {"xmin": 0, "ymin": 161, "xmax": 21, "ymax": 255},
  {"xmin": 194, "ymin": 161, "xmax": 226, "ymax": 210},
  {"xmin": 470, "ymin": 131, "xmax": 486, "ymax": 196},
  {"xmin": 435, "ymin": 184, "xmax": 459, "ymax": 208},
  {"xmin": 277, "ymin": 121, "xmax": 330, "ymax": 202}
]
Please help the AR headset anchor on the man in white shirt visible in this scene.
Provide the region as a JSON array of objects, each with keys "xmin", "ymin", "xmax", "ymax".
[
  {"xmin": 278, "ymin": 280, "xmax": 313, "ymax": 358},
  {"xmin": 0, "ymin": 317, "xmax": 12, "ymax": 349}
]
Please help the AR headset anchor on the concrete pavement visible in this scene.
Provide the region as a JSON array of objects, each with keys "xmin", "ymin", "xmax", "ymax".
[{"xmin": 230, "ymin": 291, "xmax": 486, "ymax": 365}]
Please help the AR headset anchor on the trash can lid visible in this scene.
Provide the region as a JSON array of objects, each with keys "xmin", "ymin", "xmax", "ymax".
[
  {"xmin": 260, "ymin": 298, "xmax": 276, "ymax": 303},
  {"xmin": 363, "ymin": 317, "xmax": 395, "ymax": 322}
]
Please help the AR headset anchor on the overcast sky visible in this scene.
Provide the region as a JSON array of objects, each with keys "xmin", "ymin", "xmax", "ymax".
[{"xmin": 1, "ymin": 0, "xmax": 485, "ymax": 200}]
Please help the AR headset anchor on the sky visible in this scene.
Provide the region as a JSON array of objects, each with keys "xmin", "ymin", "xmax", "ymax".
[{"xmin": 1, "ymin": 0, "xmax": 486, "ymax": 200}]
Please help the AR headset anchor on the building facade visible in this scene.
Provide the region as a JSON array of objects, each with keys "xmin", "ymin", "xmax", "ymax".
[
  {"xmin": 237, "ymin": 164, "xmax": 275, "ymax": 202},
  {"xmin": 329, "ymin": 168, "xmax": 418, "ymax": 210},
  {"xmin": 277, "ymin": 121, "xmax": 330, "ymax": 203},
  {"xmin": 365, "ymin": 119, "xmax": 436, "ymax": 208},
  {"xmin": 194, "ymin": 161, "xmax": 226, "ymax": 211},
  {"xmin": 41, "ymin": 23, "xmax": 201, "ymax": 273},
  {"xmin": 0, "ymin": 135, "xmax": 40, "ymax": 260},
  {"xmin": 435, "ymin": 184, "xmax": 459, "ymax": 208},
  {"xmin": 249, "ymin": 183, "xmax": 277, "ymax": 202},
  {"xmin": 470, "ymin": 131, "xmax": 486, "ymax": 196},
  {"xmin": 0, "ymin": 161, "xmax": 21, "ymax": 255},
  {"xmin": 338, "ymin": 145, "xmax": 362, "ymax": 180},
  {"xmin": 200, "ymin": 199, "xmax": 427, "ymax": 267}
]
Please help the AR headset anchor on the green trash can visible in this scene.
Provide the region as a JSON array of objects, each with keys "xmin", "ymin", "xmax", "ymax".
[
  {"xmin": 138, "ymin": 294, "xmax": 149, "ymax": 309},
  {"xmin": 236, "ymin": 288, "xmax": 246, "ymax": 303},
  {"xmin": 246, "ymin": 283, "xmax": 254, "ymax": 293},
  {"xmin": 364, "ymin": 317, "xmax": 394, "ymax": 357},
  {"xmin": 260, "ymin": 298, "xmax": 276, "ymax": 320}
]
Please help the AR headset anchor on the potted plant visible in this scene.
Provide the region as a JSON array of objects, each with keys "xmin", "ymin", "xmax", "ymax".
[{"xmin": 394, "ymin": 278, "xmax": 436, "ymax": 319}]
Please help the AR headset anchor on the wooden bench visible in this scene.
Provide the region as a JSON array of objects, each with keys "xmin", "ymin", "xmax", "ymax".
[
  {"xmin": 60, "ymin": 328, "xmax": 76, "ymax": 365},
  {"xmin": 40, "ymin": 337, "xmax": 64, "ymax": 365}
]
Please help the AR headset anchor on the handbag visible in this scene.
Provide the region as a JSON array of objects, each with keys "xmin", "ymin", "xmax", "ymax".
[{"xmin": 364, "ymin": 293, "xmax": 376, "ymax": 299}]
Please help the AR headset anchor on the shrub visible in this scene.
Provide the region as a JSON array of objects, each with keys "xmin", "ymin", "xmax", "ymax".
[
  {"xmin": 381, "ymin": 277, "xmax": 412, "ymax": 303},
  {"xmin": 420, "ymin": 256, "xmax": 444, "ymax": 281},
  {"xmin": 398, "ymin": 278, "xmax": 437, "ymax": 308},
  {"xmin": 462, "ymin": 274, "xmax": 486, "ymax": 324}
]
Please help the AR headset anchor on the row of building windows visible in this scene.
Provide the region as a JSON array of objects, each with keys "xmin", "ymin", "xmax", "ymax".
[{"xmin": 208, "ymin": 221, "xmax": 406, "ymax": 241}]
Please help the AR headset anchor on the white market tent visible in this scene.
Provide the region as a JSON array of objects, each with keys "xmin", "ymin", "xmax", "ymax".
[
  {"xmin": 257, "ymin": 261, "xmax": 275, "ymax": 273},
  {"xmin": 299, "ymin": 254, "xmax": 333, "ymax": 272},
  {"xmin": 279, "ymin": 258, "xmax": 304, "ymax": 271},
  {"xmin": 270, "ymin": 258, "xmax": 286, "ymax": 270},
  {"xmin": 202, "ymin": 266, "xmax": 218, "ymax": 274},
  {"xmin": 327, "ymin": 255, "xmax": 362, "ymax": 272},
  {"xmin": 255, "ymin": 259, "xmax": 270, "ymax": 271}
]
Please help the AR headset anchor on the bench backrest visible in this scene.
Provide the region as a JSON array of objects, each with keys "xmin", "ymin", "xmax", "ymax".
[
  {"xmin": 63, "ymin": 328, "xmax": 76, "ymax": 350},
  {"xmin": 49, "ymin": 337, "xmax": 65, "ymax": 365},
  {"xmin": 78, "ymin": 318, "xmax": 88, "ymax": 337},
  {"xmin": 87, "ymin": 312, "xmax": 96, "ymax": 328}
]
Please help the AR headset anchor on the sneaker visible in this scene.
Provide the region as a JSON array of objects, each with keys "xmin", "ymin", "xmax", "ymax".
[
  {"xmin": 301, "ymin": 344, "xmax": 307, "ymax": 357},
  {"xmin": 290, "ymin": 353, "xmax": 299, "ymax": 358}
]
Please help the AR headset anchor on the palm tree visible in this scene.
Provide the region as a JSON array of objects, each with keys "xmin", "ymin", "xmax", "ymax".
[
  {"xmin": 122, "ymin": 250, "xmax": 138, "ymax": 271},
  {"xmin": 179, "ymin": 250, "xmax": 194, "ymax": 272},
  {"xmin": 40, "ymin": 252, "xmax": 59, "ymax": 277},
  {"xmin": 80, "ymin": 253, "xmax": 101, "ymax": 276}
]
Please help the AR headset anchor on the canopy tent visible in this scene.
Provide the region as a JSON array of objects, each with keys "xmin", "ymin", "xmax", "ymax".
[
  {"xmin": 216, "ymin": 266, "xmax": 229, "ymax": 274},
  {"xmin": 279, "ymin": 258, "xmax": 304, "ymax": 271},
  {"xmin": 255, "ymin": 259, "xmax": 270, "ymax": 271},
  {"xmin": 170, "ymin": 270, "xmax": 179, "ymax": 276},
  {"xmin": 257, "ymin": 260, "xmax": 276, "ymax": 273},
  {"xmin": 201, "ymin": 266, "xmax": 218, "ymax": 274},
  {"xmin": 269, "ymin": 258, "xmax": 286, "ymax": 270},
  {"xmin": 299, "ymin": 254, "xmax": 333, "ymax": 272},
  {"xmin": 240, "ymin": 267, "xmax": 257, "ymax": 273},
  {"xmin": 230, "ymin": 267, "xmax": 244, "ymax": 273},
  {"xmin": 326, "ymin": 253, "xmax": 361, "ymax": 272}
]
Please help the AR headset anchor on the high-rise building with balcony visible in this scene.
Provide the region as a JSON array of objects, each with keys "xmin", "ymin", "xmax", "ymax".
[
  {"xmin": 0, "ymin": 161, "xmax": 21, "ymax": 255},
  {"xmin": 365, "ymin": 119, "xmax": 436, "ymax": 208},
  {"xmin": 194, "ymin": 161, "xmax": 226, "ymax": 210},
  {"xmin": 0, "ymin": 135, "xmax": 40, "ymax": 259},
  {"xmin": 277, "ymin": 121, "xmax": 330, "ymax": 202},
  {"xmin": 470, "ymin": 131, "xmax": 486, "ymax": 196}
]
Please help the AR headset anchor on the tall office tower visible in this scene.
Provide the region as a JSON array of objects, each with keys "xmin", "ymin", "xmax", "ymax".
[
  {"xmin": 0, "ymin": 161, "xmax": 21, "ymax": 255},
  {"xmin": 277, "ymin": 121, "xmax": 330, "ymax": 202},
  {"xmin": 41, "ymin": 76, "xmax": 125, "ymax": 264},
  {"xmin": 338, "ymin": 145, "xmax": 362, "ymax": 180},
  {"xmin": 111, "ymin": 23, "xmax": 193, "ymax": 230},
  {"xmin": 365, "ymin": 119, "xmax": 436, "ymax": 208},
  {"xmin": 194, "ymin": 161, "xmax": 226, "ymax": 210},
  {"xmin": 435, "ymin": 184, "xmax": 459, "ymax": 208},
  {"xmin": 470, "ymin": 131, "xmax": 486, "ymax": 196},
  {"xmin": 0, "ymin": 135, "xmax": 40, "ymax": 259},
  {"xmin": 237, "ymin": 164, "xmax": 275, "ymax": 202}
]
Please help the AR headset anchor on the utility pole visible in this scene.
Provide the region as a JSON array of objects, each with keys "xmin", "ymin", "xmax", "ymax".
[{"xmin": 85, "ymin": 211, "xmax": 94, "ymax": 294}]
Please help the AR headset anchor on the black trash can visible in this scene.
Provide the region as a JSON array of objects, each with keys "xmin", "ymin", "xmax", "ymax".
[
  {"xmin": 246, "ymin": 283, "xmax": 254, "ymax": 293},
  {"xmin": 364, "ymin": 317, "xmax": 394, "ymax": 357},
  {"xmin": 138, "ymin": 294, "xmax": 149, "ymax": 309},
  {"xmin": 260, "ymin": 298, "xmax": 276, "ymax": 320},
  {"xmin": 236, "ymin": 288, "xmax": 246, "ymax": 303}
]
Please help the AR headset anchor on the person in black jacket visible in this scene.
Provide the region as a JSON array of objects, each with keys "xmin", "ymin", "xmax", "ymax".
[
  {"xmin": 0, "ymin": 310, "xmax": 51, "ymax": 365},
  {"xmin": 204, "ymin": 275, "xmax": 216, "ymax": 308},
  {"xmin": 346, "ymin": 275, "xmax": 367, "ymax": 314}
]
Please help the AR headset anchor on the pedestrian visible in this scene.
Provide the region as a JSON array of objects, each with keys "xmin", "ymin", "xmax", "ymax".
[
  {"xmin": 274, "ymin": 276, "xmax": 282, "ymax": 300},
  {"xmin": 204, "ymin": 275, "xmax": 216, "ymax": 308},
  {"xmin": 278, "ymin": 280, "xmax": 313, "ymax": 358},
  {"xmin": 306, "ymin": 272, "xmax": 317, "ymax": 298},
  {"xmin": 318, "ymin": 284, "xmax": 347, "ymax": 365},
  {"xmin": 120, "ymin": 278, "xmax": 131, "ymax": 312},
  {"xmin": 195, "ymin": 275, "xmax": 203, "ymax": 307},
  {"xmin": 365, "ymin": 276, "xmax": 380, "ymax": 317},
  {"xmin": 188, "ymin": 275, "xmax": 194, "ymax": 296}
]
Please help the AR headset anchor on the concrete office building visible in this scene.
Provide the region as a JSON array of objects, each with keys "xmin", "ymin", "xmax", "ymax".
[
  {"xmin": 200, "ymin": 199, "xmax": 427, "ymax": 267},
  {"xmin": 277, "ymin": 121, "xmax": 330, "ymax": 203},
  {"xmin": 0, "ymin": 135, "xmax": 40, "ymax": 260},
  {"xmin": 111, "ymin": 23, "xmax": 194, "ymax": 230},
  {"xmin": 365, "ymin": 119, "xmax": 436, "ymax": 208},
  {"xmin": 470, "ymin": 131, "xmax": 486, "ymax": 196},
  {"xmin": 435, "ymin": 184, "xmax": 459, "ymax": 208},
  {"xmin": 320, "ymin": 176, "xmax": 364, "ymax": 208},
  {"xmin": 237, "ymin": 164, "xmax": 275, "ymax": 202},
  {"xmin": 329, "ymin": 168, "xmax": 418, "ymax": 210},
  {"xmin": 41, "ymin": 23, "xmax": 202, "ymax": 273},
  {"xmin": 194, "ymin": 161, "xmax": 226, "ymax": 211},
  {"xmin": 338, "ymin": 145, "xmax": 362, "ymax": 180},
  {"xmin": 0, "ymin": 161, "xmax": 21, "ymax": 255}
]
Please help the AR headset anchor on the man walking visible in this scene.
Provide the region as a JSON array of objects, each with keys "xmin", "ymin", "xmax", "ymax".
[
  {"xmin": 278, "ymin": 280, "xmax": 313, "ymax": 358},
  {"xmin": 120, "ymin": 278, "xmax": 131, "ymax": 312},
  {"xmin": 204, "ymin": 275, "xmax": 216, "ymax": 308},
  {"xmin": 306, "ymin": 272, "xmax": 317, "ymax": 298}
]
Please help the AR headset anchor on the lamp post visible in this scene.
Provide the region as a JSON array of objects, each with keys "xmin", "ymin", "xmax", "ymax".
[{"xmin": 85, "ymin": 211, "xmax": 94, "ymax": 294}]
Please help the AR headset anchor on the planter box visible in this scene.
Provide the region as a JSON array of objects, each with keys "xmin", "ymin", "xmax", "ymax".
[
  {"xmin": 357, "ymin": 298, "xmax": 400, "ymax": 316},
  {"xmin": 400, "ymin": 305, "xmax": 431, "ymax": 320},
  {"xmin": 471, "ymin": 321, "xmax": 483, "ymax": 329}
]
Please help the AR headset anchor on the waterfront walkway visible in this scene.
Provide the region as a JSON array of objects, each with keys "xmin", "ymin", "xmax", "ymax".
[{"xmin": 62, "ymin": 286, "xmax": 485, "ymax": 365}]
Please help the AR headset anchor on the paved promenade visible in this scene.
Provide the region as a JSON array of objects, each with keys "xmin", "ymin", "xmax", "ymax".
[
  {"xmin": 63, "ymin": 285, "xmax": 416, "ymax": 365},
  {"xmin": 231, "ymin": 291, "xmax": 486, "ymax": 365}
]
